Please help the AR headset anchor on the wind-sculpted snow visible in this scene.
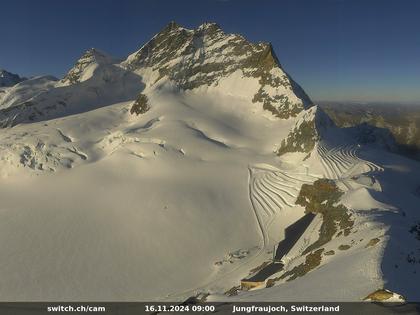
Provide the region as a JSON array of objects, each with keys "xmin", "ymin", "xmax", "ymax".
[
  {"xmin": 0, "ymin": 65, "xmax": 144, "ymax": 127},
  {"xmin": 0, "ymin": 75, "xmax": 58, "ymax": 110},
  {"xmin": 0, "ymin": 135, "xmax": 88, "ymax": 173}
]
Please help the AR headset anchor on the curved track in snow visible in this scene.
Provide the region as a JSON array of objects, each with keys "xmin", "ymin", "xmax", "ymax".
[
  {"xmin": 164, "ymin": 164, "xmax": 319, "ymax": 301},
  {"xmin": 249, "ymin": 164, "xmax": 319, "ymax": 248},
  {"xmin": 164, "ymin": 143, "xmax": 383, "ymax": 300},
  {"xmin": 317, "ymin": 143, "xmax": 383, "ymax": 183}
]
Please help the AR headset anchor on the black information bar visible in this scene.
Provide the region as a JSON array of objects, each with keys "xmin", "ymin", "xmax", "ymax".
[{"xmin": 0, "ymin": 302, "xmax": 418, "ymax": 315}]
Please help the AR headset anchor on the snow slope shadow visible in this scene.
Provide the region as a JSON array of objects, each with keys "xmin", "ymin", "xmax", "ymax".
[
  {"xmin": 359, "ymin": 151, "xmax": 420, "ymax": 301},
  {"xmin": 0, "ymin": 66, "xmax": 145, "ymax": 127},
  {"xmin": 242, "ymin": 213, "xmax": 315, "ymax": 283},
  {"xmin": 344, "ymin": 122, "xmax": 420, "ymax": 161}
]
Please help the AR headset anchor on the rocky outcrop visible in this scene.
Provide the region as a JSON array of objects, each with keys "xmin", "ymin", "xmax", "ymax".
[
  {"xmin": 363, "ymin": 289, "xmax": 405, "ymax": 302},
  {"xmin": 130, "ymin": 93, "xmax": 150, "ymax": 115},
  {"xmin": 60, "ymin": 48, "xmax": 116, "ymax": 85},
  {"xmin": 124, "ymin": 22, "xmax": 313, "ymax": 119},
  {"xmin": 296, "ymin": 179, "xmax": 354, "ymax": 253},
  {"xmin": 277, "ymin": 106, "xmax": 333, "ymax": 156}
]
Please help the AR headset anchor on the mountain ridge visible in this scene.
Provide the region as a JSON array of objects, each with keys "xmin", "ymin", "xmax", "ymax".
[
  {"xmin": 122, "ymin": 21, "xmax": 313, "ymax": 118},
  {"xmin": 0, "ymin": 69, "xmax": 26, "ymax": 87},
  {"xmin": 0, "ymin": 22, "xmax": 418, "ymax": 302},
  {"xmin": 0, "ymin": 21, "xmax": 319, "ymax": 133}
]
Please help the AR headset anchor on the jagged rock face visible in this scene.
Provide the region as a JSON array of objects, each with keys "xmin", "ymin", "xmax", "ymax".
[
  {"xmin": 0, "ymin": 69, "xmax": 25, "ymax": 87},
  {"xmin": 0, "ymin": 22, "xmax": 320, "ymax": 132},
  {"xmin": 130, "ymin": 93, "xmax": 149, "ymax": 115},
  {"xmin": 60, "ymin": 48, "xmax": 115, "ymax": 85},
  {"xmin": 277, "ymin": 106, "xmax": 333, "ymax": 155},
  {"xmin": 296, "ymin": 179, "xmax": 353, "ymax": 254},
  {"xmin": 124, "ymin": 22, "xmax": 313, "ymax": 119}
]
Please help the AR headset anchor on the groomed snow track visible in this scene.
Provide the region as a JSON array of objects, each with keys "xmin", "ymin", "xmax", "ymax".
[
  {"xmin": 165, "ymin": 165, "xmax": 318, "ymax": 300},
  {"xmin": 249, "ymin": 164, "xmax": 319, "ymax": 247},
  {"xmin": 317, "ymin": 143, "xmax": 383, "ymax": 181}
]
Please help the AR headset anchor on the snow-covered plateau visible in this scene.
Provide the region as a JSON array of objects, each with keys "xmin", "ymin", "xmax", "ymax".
[{"xmin": 0, "ymin": 22, "xmax": 419, "ymax": 302}]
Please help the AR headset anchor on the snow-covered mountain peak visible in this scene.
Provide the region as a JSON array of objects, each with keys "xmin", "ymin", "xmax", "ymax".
[
  {"xmin": 0, "ymin": 22, "xmax": 318, "ymax": 135},
  {"xmin": 0, "ymin": 69, "xmax": 26, "ymax": 87},
  {"xmin": 162, "ymin": 20, "xmax": 186, "ymax": 32},
  {"xmin": 82, "ymin": 48, "xmax": 115, "ymax": 63},
  {"xmin": 196, "ymin": 21, "xmax": 222, "ymax": 34},
  {"xmin": 0, "ymin": 21, "xmax": 419, "ymax": 303},
  {"xmin": 123, "ymin": 22, "xmax": 313, "ymax": 118},
  {"xmin": 59, "ymin": 48, "xmax": 117, "ymax": 86}
]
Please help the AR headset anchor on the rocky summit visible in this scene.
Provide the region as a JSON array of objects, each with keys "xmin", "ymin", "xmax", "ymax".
[
  {"xmin": 123, "ymin": 22, "xmax": 313, "ymax": 118},
  {"xmin": 0, "ymin": 22, "xmax": 418, "ymax": 302}
]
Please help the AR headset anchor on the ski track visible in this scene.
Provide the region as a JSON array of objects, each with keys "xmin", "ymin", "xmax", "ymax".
[
  {"xmin": 317, "ymin": 142, "xmax": 384, "ymax": 190},
  {"xmin": 262, "ymin": 179, "xmax": 296, "ymax": 199},
  {"xmin": 156, "ymin": 142, "xmax": 383, "ymax": 299},
  {"xmin": 163, "ymin": 164, "xmax": 317, "ymax": 300},
  {"xmin": 249, "ymin": 164, "xmax": 317, "ymax": 246},
  {"xmin": 163, "ymin": 168, "xmax": 269, "ymax": 301}
]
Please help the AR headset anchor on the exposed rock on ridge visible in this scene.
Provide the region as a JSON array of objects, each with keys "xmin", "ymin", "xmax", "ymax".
[{"xmin": 124, "ymin": 22, "xmax": 313, "ymax": 119}]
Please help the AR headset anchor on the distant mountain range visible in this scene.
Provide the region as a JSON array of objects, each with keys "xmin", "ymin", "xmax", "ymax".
[
  {"xmin": 0, "ymin": 22, "xmax": 418, "ymax": 302},
  {"xmin": 319, "ymin": 101, "xmax": 420, "ymax": 159}
]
